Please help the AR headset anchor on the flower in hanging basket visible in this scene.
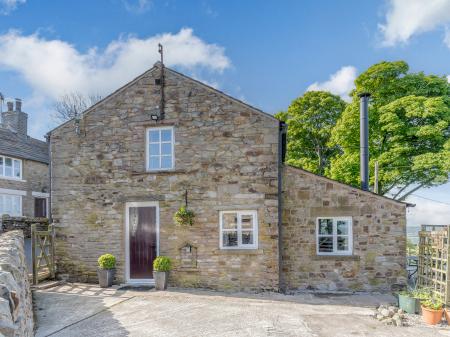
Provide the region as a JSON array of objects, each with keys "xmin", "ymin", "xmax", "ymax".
[{"xmin": 174, "ymin": 206, "xmax": 195, "ymax": 226}]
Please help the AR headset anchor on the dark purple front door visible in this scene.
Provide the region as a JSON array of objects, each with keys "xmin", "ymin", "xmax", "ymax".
[{"xmin": 129, "ymin": 206, "xmax": 157, "ymax": 279}]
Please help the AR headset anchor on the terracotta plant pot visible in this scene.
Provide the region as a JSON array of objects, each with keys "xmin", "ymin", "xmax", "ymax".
[{"xmin": 421, "ymin": 305, "xmax": 443, "ymax": 325}]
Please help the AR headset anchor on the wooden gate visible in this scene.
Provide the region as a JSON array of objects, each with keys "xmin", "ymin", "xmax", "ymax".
[
  {"xmin": 417, "ymin": 226, "xmax": 450, "ymax": 305},
  {"xmin": 31, "ymin": 224, "xmax": 56, "ymax": 285}
]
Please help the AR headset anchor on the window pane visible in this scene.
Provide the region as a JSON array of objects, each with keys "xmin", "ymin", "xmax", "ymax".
[
  {"xmin": 242, "ymin": 231, "xmax": 254, "ymax": 245},
  {"xmin": 0, "ymin": 157, "xmax": 3, "ymax": 175},
  {"xmin": 222, "ymin": 213, "xmax": 237, "ymax": 230},
  {"xmin": 161, "ymin": 129, "xmax": 172, "ymax": 142},
  {"xmin": 149, "ymin": 130, "xmax": 160, "ymax": 142},
  {"xmin": 161, "ymin": 143, "xmax": 172, "ymax": 155},
  {"xmin": 4, "ymin": 195, "xmax": 12, "ymax": 215},
  {"xmin": 13, "ymin": 160, "xmax": 20, "ymax": 178},
  {"xmin": 222, "ymin": 231, "xmax": 238, "ymax": 247},
  {"xmin": 241, "ymin": 214, "xmax": 254, "ymax": 230},
  {"xmin": 149, "ymin": 156, "xmax": 160, "ymax": 170},
  {"xmin": 149, "ymin": 143, "xmax": 160, "ymax": 156},
  {"xmin": 337, "ymin": 220, "xmax": 348, "ymax": 235},
  {"xmin": 318, "ymin": 219, "xmax": 333, "ymax": 235},
  {"xmin": 13, "ymin": 196, "xmax": 20, "ymax": 216},
  {"xmin": 318, "ymin": 237, "xmax": 333, "ymax": 252},
  {"xmin": 337, "ymin": 237, "xmax": 349, "ymax": 251},
  {"xmin": 4, "ymin": 158, "xmax": 12, "ymax": 177},
  {"xmin": 161, "ymin": 156, "xmax": 172, "ymax": 169}
]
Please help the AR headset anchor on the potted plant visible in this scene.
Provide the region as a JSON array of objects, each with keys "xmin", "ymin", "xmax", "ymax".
[
  {"xmin": 398, "ymin": 288, "xmax": 429, "ymax": 314},
  {"xmin": 153, "ymin": 256, "xmax": 172, "ymax": 290},
  {"xmin": 173, "ymin": 206, "xmax": 195, "ymax": 226},
  {"xmin": 421, "ymin": 296, "xmax": 443, "ymax": 325},
  {"xmin": 97, "ymin": 253, "xmax": 116, "ymax": 288}
]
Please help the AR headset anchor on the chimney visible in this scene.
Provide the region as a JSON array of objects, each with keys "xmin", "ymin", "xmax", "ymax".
[
  {"xmin": 1, "ymin": 98, "xmax": 28, "ymax": 137},
  {"xmin": 359, "ymin": 93, "xmax": 370, "ymax": 191}
]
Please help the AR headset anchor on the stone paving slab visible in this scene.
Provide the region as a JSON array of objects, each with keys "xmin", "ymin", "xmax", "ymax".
[{"xmin": 33, "ymin": 283, "xmax": 450, "ymax": 337}]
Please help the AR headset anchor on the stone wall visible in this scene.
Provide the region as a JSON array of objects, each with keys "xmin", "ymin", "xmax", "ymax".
[
  {"xmin": 50, "ymin": 65, "xmax": 280, "ymax": 291},
  {"xmin": 0, "ymin": 159, "xmax": 49, "ymax": 217},
  {"xmin": 1, "ymin": 216, "xmax": 49, "ymax": 238},
  {"xmin": 282, "ymin": 166, "xmax": 407, "ymax": 292},
  {"xmin": 0, "ymin": 231, "xmax": 33, "ymax": 337}
]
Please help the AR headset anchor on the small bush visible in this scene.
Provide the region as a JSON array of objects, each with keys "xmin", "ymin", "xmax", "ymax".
[
  {"xmin": 173, "ymin": 206, "xmax": 195, "ymax": 226},
  {"xmin": 98, "ymin": 254, "xmax": 116, "ymax": 269},
  {"xmin": 153, "ymin": 256, "xmax": 172, "ymax": 272},
  {"xmin": 421, "ymin": 296, "xmax": 443, "ymax": 310}
]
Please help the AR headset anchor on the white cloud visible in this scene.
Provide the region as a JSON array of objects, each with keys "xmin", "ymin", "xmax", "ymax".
[
  {"xmin": 406, "ymin": 195, "xmax": 450, "ymax": 227},
  {"xmin": 0, "ymin": 28, "xmax": 230, "ymax": 99},
  {"xmin": 122, "ymin": 0, "xmax": 152, "ymax": 14},
  {"xmin": 445, "ymin": 27, "xmax": 450, "ymax": 48},
  {"xmin": 379, "ymin": 0, "xmax": 450, "ymax": 47},
  {"xmin": 447, "ymin": 75, "xmax": 450, "ymax": 82},
  {"xmin": 306, "ymin": 66, "xmax": 357, "ymax": 101},
  {"xmin": 0, "ymin": 0, "xmax": 25, "ymax": 15}
]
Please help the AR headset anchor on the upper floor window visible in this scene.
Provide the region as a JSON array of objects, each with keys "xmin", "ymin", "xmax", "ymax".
[
  {"xmin": 0, "ymin": 156, "xmax": 22, "ymax": 180},
  {"xmin": 0, "ymin": 194, "xmax": 22, "ymax": 216},
  {"xmin": 146, "ymin": 127, "xmax": 174, "ymax": 171},
  {"xmin": 220, "ymin": 210, "xmax": 258, "ymax": 249},
  {"xmin": 316, "ymin": 217, "xmax": 353, "ymax": 256}
]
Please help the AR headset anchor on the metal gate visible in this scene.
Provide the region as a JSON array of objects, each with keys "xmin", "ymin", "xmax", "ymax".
[{"xmin": 31, "ymin": 224, "xmax": 56, "ymax": 285}]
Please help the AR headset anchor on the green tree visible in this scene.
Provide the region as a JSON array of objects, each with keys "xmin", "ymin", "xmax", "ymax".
[
  {"xmin": 276, "ymin": 91, "xmax": 347, "ymax": 175},
  {"xmin": 329, "ymin": 61, "xmax": 450, "ymax": 200}
]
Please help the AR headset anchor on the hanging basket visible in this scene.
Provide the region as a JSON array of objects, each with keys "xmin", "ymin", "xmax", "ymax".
[{"xmin": 174, "ymin": 206, "xmax": 195, "ymax": 226}]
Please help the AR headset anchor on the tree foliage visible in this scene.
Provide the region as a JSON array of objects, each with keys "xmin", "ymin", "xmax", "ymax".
[
  {"xmin": 276, "ymin": 91, "xmax": 347, "ymax": 175},
  {"xmin": 53, "ymin": 92, "xmax": 102, "ymax": 123},
  {"xmin": 329, "ymin": 61, "xmax": 450, "ymax": 200}
]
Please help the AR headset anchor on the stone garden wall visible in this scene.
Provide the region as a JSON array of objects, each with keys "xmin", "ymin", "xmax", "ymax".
[
  {"xmin": 0, "ymin": 230, "xmax": 33, "ymax": 337},
  {"xmin": 282, "ymin": 166, "xmax": 407, "ymax": 292},
  {"xmin": 1, "ymin": 215, "xmax": 49, "ymax": 238}
]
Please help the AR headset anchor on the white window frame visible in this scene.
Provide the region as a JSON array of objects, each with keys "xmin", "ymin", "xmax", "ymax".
[
  {"xmin": 0, "ymin": 193, "xmax": 23, "ymax": 216},
  {"xmin": 0, "ymin": 155, "xmax": 22, "ymax": 180},
  {"xmin": 145, "ymin": 127, "xmax": 174, "ymax": 171},
  {"xmin": 219, "ymin": 210, "xmax": 258, "ymax": 250},
  {"xmin": 316, "ymin": 217, "xmax": 353, "ymax": 256}
]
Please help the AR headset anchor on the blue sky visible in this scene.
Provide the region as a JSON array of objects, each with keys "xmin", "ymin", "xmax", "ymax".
[{"xmin": 0, "ymin": 0, "xmax": 449, "ymax": 225}]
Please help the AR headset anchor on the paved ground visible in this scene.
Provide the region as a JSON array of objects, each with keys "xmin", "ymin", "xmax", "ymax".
[{"xmin": 33, "ymin": 283, "xmax": 450, "ymax": 337}]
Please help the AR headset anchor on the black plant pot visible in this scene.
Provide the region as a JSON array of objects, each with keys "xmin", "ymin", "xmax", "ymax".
[{"xmin": 97, "ymin": 268, "xmax": 115, "ymax": 288}]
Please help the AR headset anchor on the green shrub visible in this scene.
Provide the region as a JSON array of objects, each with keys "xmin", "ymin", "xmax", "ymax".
[
  {"xmin": 173, "ymin": 206, "xmax": 195, "ymax": 226},
  {"xmin": 98, "ymin": 254, "xmax": 116, "ymax": 269},
  {"xmin": 398, "ymin": 287, "xmax": 431, "ymax": 300},
  {"xmin": 153, "ymin": 256, "xmax": 172, "ymax": 272}
]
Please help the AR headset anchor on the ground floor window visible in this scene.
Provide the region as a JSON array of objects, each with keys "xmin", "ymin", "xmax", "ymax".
[
  {"xmin": 0, "ymin": 194, "xmax": 22, "ymax": 216},
  {"xmin": 220, "ymin": 210, "xmax": 258, "ymax": 249},
  {"xmin": 316, "ymin": 217, "xmax": 352, "ymax": 255}
]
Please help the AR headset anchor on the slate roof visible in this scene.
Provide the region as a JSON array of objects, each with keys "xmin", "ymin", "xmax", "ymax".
[{"xmin": 0, "ymin": 128, "xmax": 49, "ymax": 164}]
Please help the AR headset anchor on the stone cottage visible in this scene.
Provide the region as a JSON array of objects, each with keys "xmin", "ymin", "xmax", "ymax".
[
  {"xmin": 0, "ymin": 99, "xmax": 49, "ymax": 218},
  {"xmin": 49, "ymin": 63, "xmax": 409, "ymax": 292}
]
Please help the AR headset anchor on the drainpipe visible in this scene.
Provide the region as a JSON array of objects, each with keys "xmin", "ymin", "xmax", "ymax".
[
  {"xmin": 359, "ymin": 93, "xmax": 370, "ymax": 191},
  {"xmin": 45, "ymin": 132, "xmax": 52, "ymax": 223},
  {"xmin": 277, "ymin": 121, "xmax": 287, "ymax": 293}
]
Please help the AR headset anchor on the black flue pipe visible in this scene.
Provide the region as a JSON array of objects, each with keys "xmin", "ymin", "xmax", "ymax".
[{"xmin": 359, "ymin": 93, "xmax": 370, "ymax": 191}]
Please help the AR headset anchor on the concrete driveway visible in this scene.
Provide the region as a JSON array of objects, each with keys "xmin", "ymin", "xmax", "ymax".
[{"xmin": 33, "ymin": 283, "xmax": 450, "ymax": 337}]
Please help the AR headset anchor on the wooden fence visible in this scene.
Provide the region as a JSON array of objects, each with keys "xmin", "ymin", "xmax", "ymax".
[
  {"xmin": 31, "ymin": 224, "xmax": 56, "ymax": 285},
  {"xmin": 417, "ymin": 226, "xmax": 450, "ymax": 305}
]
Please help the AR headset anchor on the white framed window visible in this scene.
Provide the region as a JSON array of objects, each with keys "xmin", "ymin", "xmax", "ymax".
[
  {"xmin": 0, "ymin": 194, "xmax": 22, "ymax": 216},
  {"xmin": 146, "ymin": 127, "xmax": 174, "ymax": 171},
  {"xmin": 0, "ymin": 156, "xmax": 22, "ymax": 180},
  {"xmin": 220, "ymin": 210, "xmax": 258, "ymax": 249},
  {"xmin": 316, "ymin": 217, "xmax": 353, "ymax": 255}
]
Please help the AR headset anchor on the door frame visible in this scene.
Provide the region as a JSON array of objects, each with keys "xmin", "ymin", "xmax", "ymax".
[{"xmin": 125, "ymin": 201, "xmax": 160, "ymax": 284}]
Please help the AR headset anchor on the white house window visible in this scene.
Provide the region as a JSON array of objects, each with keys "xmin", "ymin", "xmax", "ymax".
[
  {"xmin": 220, "ymin": 210, "xmax": 258, "ymax": 249},
  {"xmin": 146, "ymin": 127, "xmax": 174, "ymax": 170},
  {"xmin": 316, "ymin": 217, "xmax": 352, "ymax": 255},
  {"xmin": 0, "ymin": 194, "xmax": 22, "ymax": 216},
  {"xmin": 0, "ymin": 156, "xmax": 22, "ymax": 180}
]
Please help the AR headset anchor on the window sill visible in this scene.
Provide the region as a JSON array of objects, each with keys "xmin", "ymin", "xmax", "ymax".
[
  {"xmin": 131, "ymin": 170, "xmax": 186, "ymax": 176},
  {"xmin": 214, "ymin": 249, "xmax": 263, "ymax": 255},
  {"xmin": 313, "ymin": 255, "xmax": 360, "ymax": 261},
  {"xmin": 0, "ymin": 176, "xmax": 26, "ymax": 182}
]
